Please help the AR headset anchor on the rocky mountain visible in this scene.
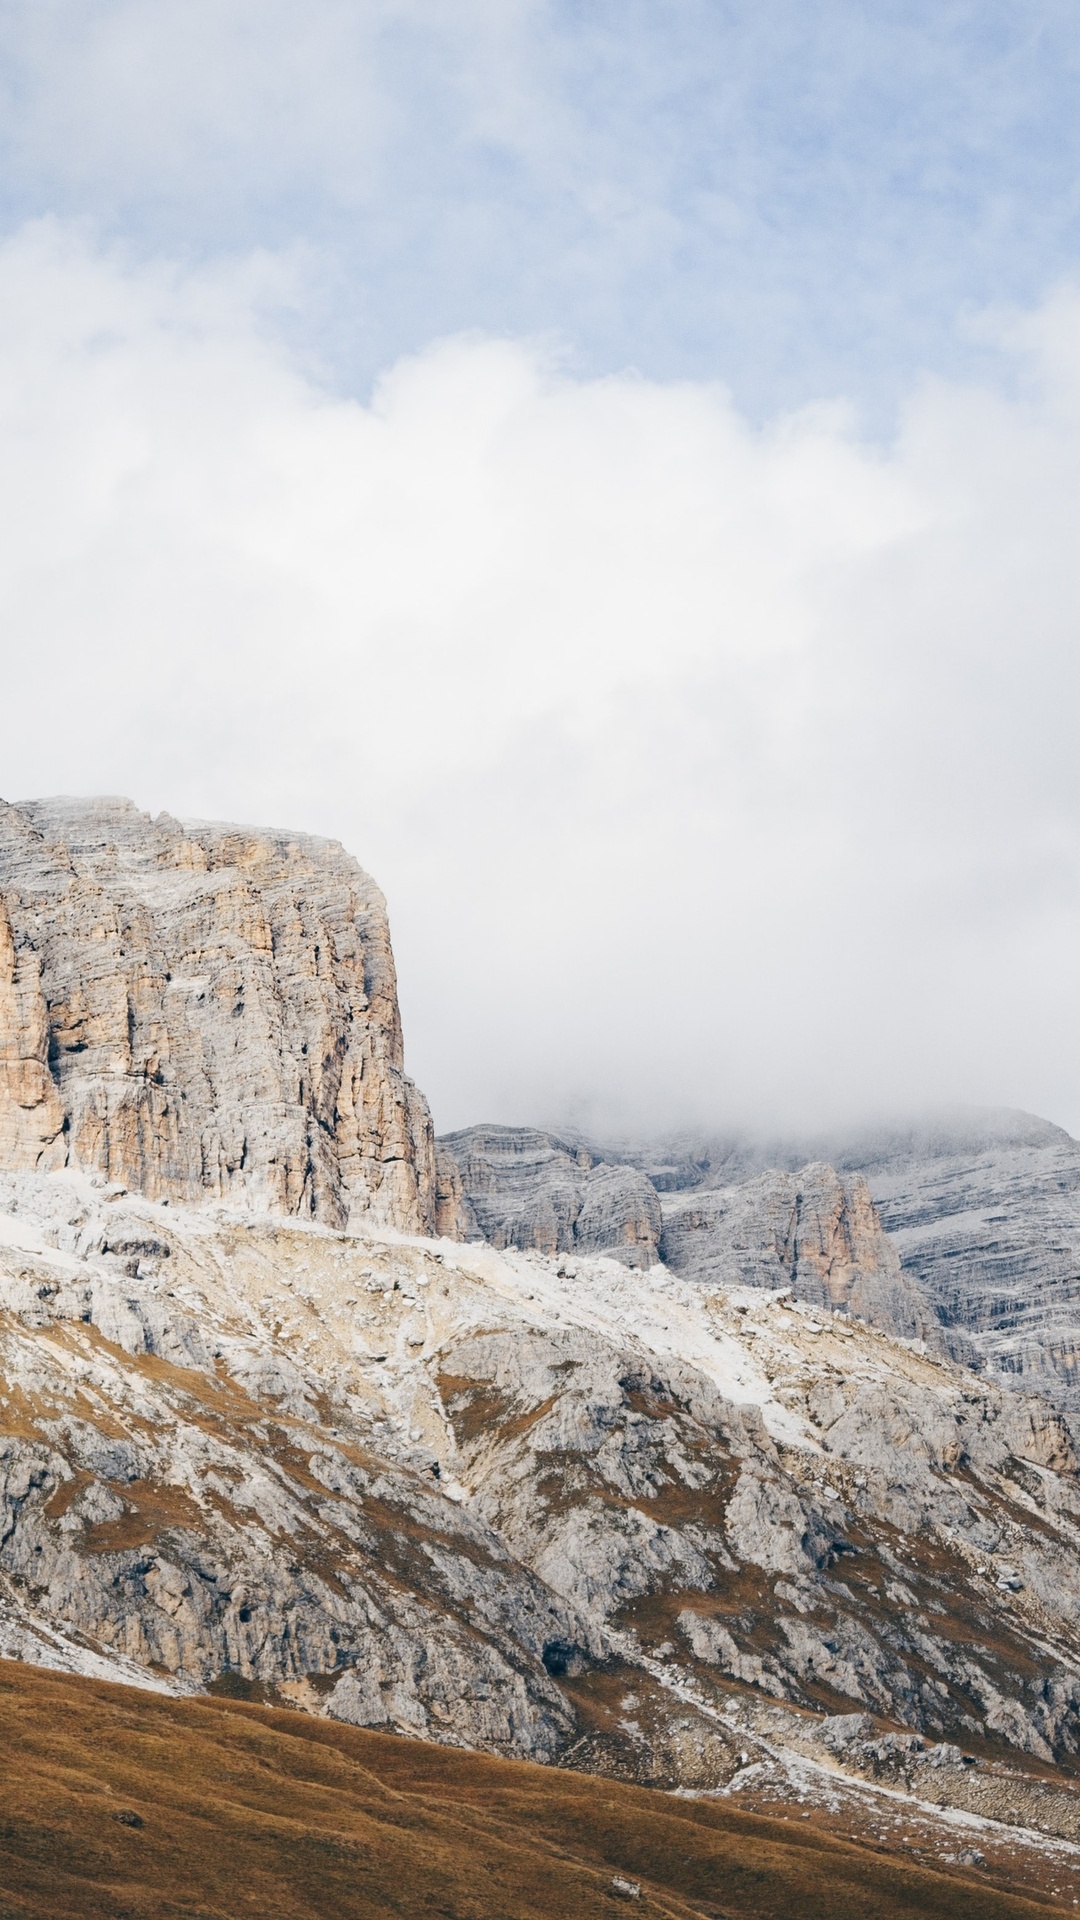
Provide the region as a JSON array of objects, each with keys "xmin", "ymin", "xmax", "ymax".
[
  {"xmin": 435, "ymin": 1124, "xmax": 661, "ymax": 1268},
  {"xmin": 7, "ymin": 798, "xmax": 1080, "ymax": 1896},
  {"xmin": 627, "ymin": 1112, "xmax": 1080, "ymax": 1409},
  {"xmin": 657, "ymin": 1160, "xmax": 942, "ymax": 1345},
  {"xmin": 454, "ymin": 1110, "xmax": 1080, "ymax": 1409},
  {"xmin": 0, "ymin": 796, "xmax": 434, "ymax": 1233},
  {"xmin": 8, "ymin": 1162, "xmax": 1080, "ymax": 1841},
  {"xmin": 838, "ymin": 1113, "xmax": 1080, "ymax": 1408}
]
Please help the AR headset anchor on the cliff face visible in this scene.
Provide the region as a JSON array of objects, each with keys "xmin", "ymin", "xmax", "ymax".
[
  {"xmin": 435, "ymin": 1125, "xmax": 662, "ymax": 1268},
  {"xmin": 849, "ymin": 1115, "xmax": 1080, "ymax": 1406},
  {"xmin": 434, "ymin": 1127, "xmax": 921, "ymax": 1334},
  {"xmin": 0, "ymin": 797, "xmax": 435, "ymax": 1233},
  {"xmin": 659, "ymin": 1161, "xmax": 942, "ymax": 1345},
  {"xmin": 618, "ymin": 1111, "xmax": 1080, "ymax": 1407}
]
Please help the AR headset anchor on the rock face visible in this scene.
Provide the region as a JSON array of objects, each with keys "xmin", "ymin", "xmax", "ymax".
[
  {"xmin": 11, "ymin": 800, "xmax": 1080, "ymax": 1853},
  {"xmin": 846, "ymin": 1113, "xmax": 1080, "ymax": 1407},
  {"xmin": 435, "ymin": 1126, "xmax": 931, "ymax": 1340},
  {"xmin": 6, "ymin": 1165, "xmax": 1080, "ymax": 1807},
  {"xmin": 0, "ymin": 797, "xmax": 435, "ymax": 1233},
  {"xmin": 658, "ymin": 1161, "xmax": 940, "ymax": 1343},
  {"xmin": 613, "ymin": 1110, "xmax": 1080, "ymax": 1407},
  {"xmin": 435, "ymin": 1125, "xmax": 661, "ymax": 1269},
  {"xmin": 0, "ymin": 1171, "xmax": 590, "ymax": 1760}
]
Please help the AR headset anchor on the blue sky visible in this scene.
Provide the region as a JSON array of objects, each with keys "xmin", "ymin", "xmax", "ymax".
[
  {"xmin": 1, "ymin": 3, "xmax": 1079, "ymax": 419},
  {"xmin": 3, "ymin": 4, "xmax": 1080, "ymax": 1135}
]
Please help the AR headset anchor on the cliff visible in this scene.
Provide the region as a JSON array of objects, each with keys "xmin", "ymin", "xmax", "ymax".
[
  {"xmin": 5, "ymin": 806, "xmax": 1080, "ymax": 1877},
  {"xmin": 659, "ymin": 1160, "xmax": 942, "ymax": 1344},
  {"xmin": 435, "ymin": 1124, "xmax": 662, "ymax": 1268},
  {"xmin": 0, "ymin": 797, "xmax": 435, "ymax": 1233},
  {"xmin": 616, "ymin": 1111, "xmax": 1080, "ymax": 1407}
]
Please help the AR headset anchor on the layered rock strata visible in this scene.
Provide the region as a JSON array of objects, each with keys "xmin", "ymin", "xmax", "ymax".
[
  {"xmin": 658, "ymin": 1160, "xmax": 942, "ymax": 1344},
  {"xmin": 0, "ymin": 797, "xmax": 434, "ymax": 1232},
  {"xmin": 614, "ymin": 1110, "xmax": 1080, "ymax": 1406},
  {"xmin": 435, "ymin": 1124, "xmax": 928, "ymax": 1340},
  {"xmin": 436, "ymin": 1125, "xmax": 661, "ymax": 1269},
  {"xmin": 848, "ymin": 1113, "xmax": 1080, "ymax": 1406}
]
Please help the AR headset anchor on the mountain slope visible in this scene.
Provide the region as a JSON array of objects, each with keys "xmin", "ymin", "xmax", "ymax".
[
  {"xmin": 0, "ymin": 1658, "xmax": 1054, "ymax": 1920},
  {"xmin": 6, "ymin": 802, "xmax": 1080, "ymax": 1899},
  {"xmin": 7, "ymin": 1163, "xmax": 1080, "ymax": 1830},
  {"xmin": 460, "ymin": 1112, "xmax": 1080, "ymax": 1409}
]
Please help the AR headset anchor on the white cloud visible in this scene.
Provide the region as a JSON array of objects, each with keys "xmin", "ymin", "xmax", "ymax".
[
  {"xmin": 2, "ymin": 221, "xmax": 1080, "ymax": 1137},
  {"xmin": 1, "ymin": 2, "xmax": 1078, "ymax": 416}
]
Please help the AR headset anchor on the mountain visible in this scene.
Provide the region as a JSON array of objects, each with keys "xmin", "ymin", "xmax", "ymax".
[
  {"xmin": 434, "ymin": 1123, "xmax": 662, "ymax": 1266},
  {"xmin": 441, "ymin": 1111, "xmax": 1080, "ymax": 1408},
  {"xmin": 6, "ymin": 798, "xmax": 1080, "ymax": 1904},
  {"xmin": 0, "ymin": 796, "xmax": 434, "ymax": 1232}
]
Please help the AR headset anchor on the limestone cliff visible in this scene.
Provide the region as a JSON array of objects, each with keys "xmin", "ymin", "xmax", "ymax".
[
  {"xmin": 436, "ymin": 1124, "xmax": 662, "ymax": 1268},
  {"xmin": 0, "ymin": 797, "xmax": 435, "ymax": 1232},
  {"xmin": 659, "ymin": 1160, "xmax": 941, "ymax": 1344},
  {"xmin": 617, "ymin": 1111, "xmax": 1080, "ymax": 1406}
]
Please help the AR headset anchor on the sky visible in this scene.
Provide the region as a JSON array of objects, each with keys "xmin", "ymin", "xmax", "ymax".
[{"xmin": 2, "ymin": 2, "xmax": 1080, "ymax": 1137}]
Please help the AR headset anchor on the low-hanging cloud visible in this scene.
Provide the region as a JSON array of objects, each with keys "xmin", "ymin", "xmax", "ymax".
[{"xmin": 3, "ymin": 220, "xmax": 1080, "ymax": 1137}]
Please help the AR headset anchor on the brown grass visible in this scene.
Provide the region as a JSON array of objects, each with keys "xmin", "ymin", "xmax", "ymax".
[{"xmin": 0, "ymin": 1658, "xmax": 1061, "ymax": 1919}]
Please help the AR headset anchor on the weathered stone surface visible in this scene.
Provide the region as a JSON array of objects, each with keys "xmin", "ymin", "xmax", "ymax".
[
  {"xmin": 0, "ymin": 1173, "xmax": 594, "ymax": 1759},
  {"xmin": 847, "ymin": 1113, "xmax": 1080, "ymax": 1406},
  {"xmin": 658, "ymin": 1161, "xmax": 942, "ymax": 1344},
  {"xmin": 5, "ymin": 1160, "xmax": 1080, "ymax": 1804},
  {"xmin": 9, "ymin": 800, "xmax": 1080, "ymax": 1848},
  {"xmin": 617, "ymin": 1110, "xmax": 1080, "ymax": 1404},
  {"xmin": 436, "ymin": 1125, "xmax": 661, "ymax": 1268},
  {"xmin": 0, "ymin": 797, "xmax": 434, "ymax": 1232}
]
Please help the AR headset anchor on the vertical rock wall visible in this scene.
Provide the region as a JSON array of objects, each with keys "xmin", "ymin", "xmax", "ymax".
[
  {"xmin": 435, "ymin": 1125, "xmax": 663, "ymax": 1267},
  {"xmin": 0, "ymin": 797, "xmax": 435, "ymax": 1232},
  {"xmin": 659, "ymin": 1162, "xmax": 940, "ymax": 1340}
]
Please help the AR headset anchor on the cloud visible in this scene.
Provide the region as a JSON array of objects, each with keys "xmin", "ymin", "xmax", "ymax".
[
  {"xmin": 1, "ymin": 4, "xmax": 1079, "ymax": 413},
  {"xmin": 2, "ymin": 221, "xmax": 1080, "ymax": 1136}
]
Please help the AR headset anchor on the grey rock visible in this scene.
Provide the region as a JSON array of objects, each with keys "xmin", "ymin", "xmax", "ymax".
[
  {"xmin": 853, "ymin": 1113, "xmax": 1080, "ymax": 1406},
  {"xmin": 0, "ymin": 796, "xmax": 434, "ymax": 1233},
  {"xmin": 612, "ymin": 1109, "xmax": 1080, "ymax": 1406},
  {"xmin": 435, "ymin": 1125, "xmax": 661, "ymax": 1268},
  {"xmin": 658, "ymin": 1161, "xmax": 939, "ymax": 1341}
]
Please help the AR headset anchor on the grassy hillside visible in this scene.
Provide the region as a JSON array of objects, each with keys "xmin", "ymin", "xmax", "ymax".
[{"xmin": 0, "ymin": 1659, "xmax": 1061, "ymax": 1919}]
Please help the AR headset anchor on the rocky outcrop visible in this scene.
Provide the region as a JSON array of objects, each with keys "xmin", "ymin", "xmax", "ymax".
[
  {"xmin": 436, "ymin": 1125, "xmax": 661, "ymax": 1268},
  {"xmin": 0, "ymin": 1170, "xmax": 595, "ymax": 1759},
  {"xmin": 0, "ymin": 797, "xmax": 435, "ymax": 1232},
  {"xmin": 616, "ymin": 1110, "xmax": 1080, "ymax": 1406},
  {"xmin": 6, "ymin": 1166, "xmax": 1080, "ymax": 1785},
  {"xmin": 12, "ymin": 799, "xmax": 1080, "ymax": 1856},
  {"xmin": 437, "ymin": 1125, "xmax": 929, "ymax": 1338},
  {"xmin": 658, "ymin": 1161, "xmax": 941, "ymax": 1343},
  {"xmin": 7, "ymin": 1152, "xmax": 1080, "ymax": 1838},
  {"xmin": 848, "ymin": 1113, "xmax": 1080, "ymax": 1406}
]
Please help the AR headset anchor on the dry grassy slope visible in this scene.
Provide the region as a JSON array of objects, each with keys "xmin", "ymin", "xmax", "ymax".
[{"xmin": 0, "ymin": 1659, "xmax": 1053, "ymax": 1920}]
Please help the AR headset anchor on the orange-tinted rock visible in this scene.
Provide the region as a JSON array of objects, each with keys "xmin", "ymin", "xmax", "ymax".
[{"xmin": 0, "ymin": 796, "xmax": 435, "ymax": 1231}]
